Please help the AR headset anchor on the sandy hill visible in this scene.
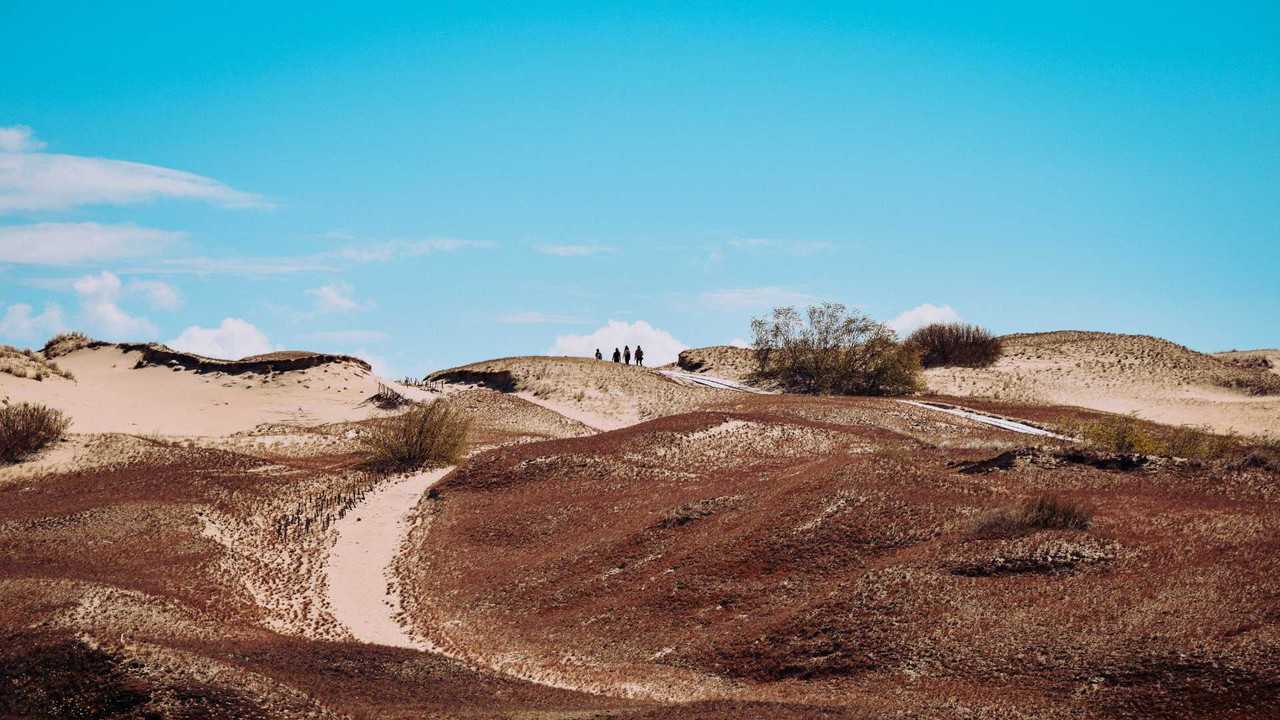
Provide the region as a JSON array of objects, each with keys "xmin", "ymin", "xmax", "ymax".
[
  {"xmin": 430, "ymin": 355, "xmax": 721, "ymax": 430},
  {"xmin": 400, "ymin": 393, "xmax": 1280, "ymax": 714},
  {"xmin": 1215, "ymin": 348, "xmax": 1280, "ymax": 376},
  {"xmin": 925, "ymin": 331, "xmax": 1280, "ymax": 438},
  {"xmin": 672, "ymin": 345, "xmax": 761, "ymax": 384},
  {"xmin": 0, "ymin": 340, "xmax": 407, "ymax": 436}
]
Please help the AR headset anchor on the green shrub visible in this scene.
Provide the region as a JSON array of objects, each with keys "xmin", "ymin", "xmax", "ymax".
[
  {"xmin": 750, "ymin": 302, "xmax": 923, "ymax": 396},
  {"xmin": 975, "ymin": 494, "xmax": 1092, "ymax": 537},
  {"xmin": 362, "ymin": 400, "xmax": 469, "ymax": 470},
  {"xmin": 906, "ymin": 322, "xmax": 1003, "ymax": 368},
  {"xmin": 0, "ymin": 403, "xmax": 71, "ymax": 463}
]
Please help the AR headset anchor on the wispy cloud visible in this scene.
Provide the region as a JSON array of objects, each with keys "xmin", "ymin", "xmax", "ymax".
[
  {"xmin": 535, "ymin": 243, "xmax": 616, "ymax": 257},
  {"xmin": 497, "ymin": 310, "xmax": 586, "ymax": 325},
  {"xmin": 306, "ymin": 282, "xmax": 365, "ymax": 313},
  {"xmin": 128, "ymin": 279, "xmax": 182, "ymax": 311},
  {"xmin": 700, "ymin": 286, "xmax": 818, "ymax": 310},
  {"xmin": 302, "ymin": 329, "xmax": 389, "ymax": 344},
  {"xmin": 0, "ymin": 126, "xmax": 270, "ymax": 214},
  {"xmin": 0, "ymin": 222, "xmax": 183, "ymax": 264},
  {"xmin": 121, "ymin": 237, "xmax": 490, "ymax": 276}
]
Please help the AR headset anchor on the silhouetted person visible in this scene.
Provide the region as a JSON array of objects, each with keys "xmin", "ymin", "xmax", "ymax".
[
  {"xmin": 612, "ymin": 347, "xmax": 621, "ymax": 363},
  {"xmin": 635, "ymin": 345, "xmax": 644, "ymax": 367},
  {"xmin": 594, "ymin": 348, "xmax": 603, "ymax": 360},
  {"xmin": 624, "ymin": 345, "xmax": 631, "ymax": 365}
]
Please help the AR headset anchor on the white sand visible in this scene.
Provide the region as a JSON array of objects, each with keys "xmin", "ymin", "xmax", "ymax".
[
  {"xmin": 0, "ymin": 345, "xmax": 388, "ymax": 436},
  {"xmin": 325, "ymin": 467, "xmax": 452, "ymax": 648},
  {"xmin": 513, "ymin": 391, "xmax": 635, "ymax": 431}
]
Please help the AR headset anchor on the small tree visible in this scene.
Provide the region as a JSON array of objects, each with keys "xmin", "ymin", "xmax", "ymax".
[
  {"xmin": 906, "ymin": 323, "xmax": 1003, "ymax": 368},
  {"xmin": 750, "ymin": 303, "xmax": 922, "ymax": 395}
]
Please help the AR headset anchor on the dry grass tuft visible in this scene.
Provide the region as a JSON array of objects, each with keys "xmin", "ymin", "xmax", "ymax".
[
  {"xmin": 907, "ymin": 322, "xmax": 1003, "ymax": 368},
  {"xmin": 40, "ymin": 331, "xmax": 94, "ymax": 359},
  {"xmin": 362, "ymin": 400, "xmax": 469, "ymax": 470},
  {"xmin": 0, "ymin": 345, "xmax": 75, "ymax": 382},
  {"xmin": 0, "ymin": 402, "xmax": 71, "ymax": 463},
  {"xmin": 1071, "ymin": 414, "xmax": 1239, "ymax": 461},
  {"xmin": 975, "ymin": 494, "xmax": 1092, "ymax": 537}
]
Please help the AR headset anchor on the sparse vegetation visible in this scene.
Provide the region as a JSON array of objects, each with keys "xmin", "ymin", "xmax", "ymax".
[
  {"xmin": 40, "ymin": 331, "xmax": 93, "ymax": 359},
  {"xmin": 975, "ymin": 494, "xmax": 1092, "ymax": 537},
  {"xmin": 0, "ymin": 402, "xmax": 71, "ymax": 463},
  {"xmin": 750, "ymin": 303, "xmax": 922, "ymax": 396},
  {"xmin": 1071, "ymin": 414, "xmax": 1239, "ymax": 461},
  {"xmin": 362, "ymin": 400, "xmax": 469, "ymax": 470},
  {"xmin": 0, "ymin": 344, "xmax": 75, "ymax": 381},
  {"xmin": 906, "ymin": 322, "xmax": 1003, "ymax": 368}
]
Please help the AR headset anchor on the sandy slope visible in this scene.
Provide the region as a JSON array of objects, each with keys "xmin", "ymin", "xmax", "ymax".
[
  {"xmin": 926, "ymin": 331, "xmax": 1280, "ymax": 438},
  {"xmin": 0, "ymin": 344, "xmax": 395, "ymax": 436},
  {"xmin": 325, "ymin": 467, "xmax": 452, "ymax": 648},
  {"xmin": 432, "ymin": 355, "xmax": 720, "ymax": 429}
]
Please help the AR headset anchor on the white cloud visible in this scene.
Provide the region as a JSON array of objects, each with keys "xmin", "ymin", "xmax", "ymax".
[
  {"xmin": 497, "ymin": 311, "xmax": 585, "ymax": 325},
  {"xmin": 128, "ymin": 279, "xmax": 181, "ymax": 311},
  {"xmin": 0, "ymin": 302, "xmax": 65, "ymax": 340},
  {"xmin": 0, "ymin": 125, "xmax": 45, "ymax": 153},
  {"xmin": 728, "ymin": 337, "xmax": 751, "ymax": 349},
  {"xmin": 335, "ymin": 238, "xmax": 491, "ymax": 262},
  {"xmin": 354, "ymin": 348, "xmax": 395, "ymax": 377},
  {"xmin": 306, "ymin": 283, "xmax": 362, "ymax": 312},
  {"xmin": 700, "ymin": 286, "xmax": 818, "ymax": 311},
  {"xmin": 535, "ymin": 243, "xmax": 616, "ymax": 257},
  {"xmin": 169, "ymin": 318, "xmax": 272, "ymax": 360},
  {"xmin": 120, "ymin": 237, "xmax": 489, "ymax": 277},
  {"xmin": 125, "ymin": 255, "xmax": 338, "ymax": 276},
  {"xmin": 72, "ymin": 271, "xmax": 158, "ymax": 339},
  {"xmin": 303, "ymin": 330, "xmax": 389, "ymax": 344},
  {"xmin": 888, "ymin": 303, "xmax": 962, "ymax": 336},
  {"xmin": 0, "ymin": 145, "xmax": 270, "ymax": 214},
  {"xmin": 550, "ymin": 319, "xmax": 687, "ymax": 366},
  {"xmin": 0, "ymin": 222, "xmax": 182, "ymax": 264}
]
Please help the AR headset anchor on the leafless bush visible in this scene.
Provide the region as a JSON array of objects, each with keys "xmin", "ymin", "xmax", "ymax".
[
  {"xmin": 906, "ymin": 323, "xmax": 1003, "ymax": 368},
  {"xmin": 362, "ymin": 400, "xmax": 469, "ymax": 470},
  {"xmin": 750, "ymin": 303, "xmax": 922, "ymax": 396},
  {"xmin": 975, "ymin": 494, "xmax": 1092, "ymax": 537},
  {"xmin": 0, "ymin": 403, "xmax": 71, "ymax": 463}
]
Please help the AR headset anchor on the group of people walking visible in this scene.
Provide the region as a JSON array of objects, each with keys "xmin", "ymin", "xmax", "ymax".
[{"xmin": 594, "ymin": 345, "xmax": 644, "ymax": 366}]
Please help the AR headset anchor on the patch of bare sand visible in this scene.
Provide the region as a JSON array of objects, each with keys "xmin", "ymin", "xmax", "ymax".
[
  {"xmin": 0, "ymin": 344, "xmax": 392, "ymax": 436},
  {"xmin": 325, "ymin": 467, "xmax": 452, "ymax": 648},
  {"xmin": 431, "ymin": 355, "xmax": 720, "ymax": 430},
  {"xmin": 927, "ymin": 331, "xmax": 1280, "ymax": 438}
]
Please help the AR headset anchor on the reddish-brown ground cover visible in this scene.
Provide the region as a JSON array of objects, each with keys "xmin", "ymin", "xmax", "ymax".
[{"xmin": 402, "ymin": 396, "xmax": 1280, "ymax": 718}]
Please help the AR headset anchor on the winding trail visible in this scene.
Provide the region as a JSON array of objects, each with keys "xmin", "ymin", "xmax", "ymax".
[{"xmin": 325, "ymin": 466, "xmax": 452, "ymax": 648}]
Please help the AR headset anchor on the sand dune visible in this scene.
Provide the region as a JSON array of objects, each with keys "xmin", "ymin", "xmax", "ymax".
[
  {"xmin": 0, "ymin": 342, "xmax": 407, "ymax": 436},
  {"xmin": 926, "ymin": 331, "xmax": 1280, "ymax": 438}
]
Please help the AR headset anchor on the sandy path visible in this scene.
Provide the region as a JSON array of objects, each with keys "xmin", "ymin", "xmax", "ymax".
[
  {"xmin": 514, "ymin": 391, "xmax": 635, "ymax": 431},
  {"xmin": 326, "ymin": 466, "xmax": 452, "ymax": 648},
  {"xmin": 898, "ymin": 399, "xmax": 1072, "ymax": 439},
  {"xmin": 657, "ymin": 369, "xmax": 774, "ymax": 394}
]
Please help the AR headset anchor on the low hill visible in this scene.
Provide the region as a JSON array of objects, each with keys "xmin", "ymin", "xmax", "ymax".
[
  {"xmin": 1215, "ymin": 348, "xmax": 1280, "ymax": 376},
  {"xmin": 673, "ymin": 345, "xmax": 761, "ymax": 384},
  {"xmin": 400, "ymin": 393, "xmax": 1280, "ymax": 713},
  {"xmin": 0, "ymin": 339, "xmax": 398, "ymax": 436},
  {"xmin": 430, "ymin": 356, "xmax": 720, "ymax": 430},
  {"xmin": 925, "ymin": 331, "xmax": 1280, "ymax": 437}
]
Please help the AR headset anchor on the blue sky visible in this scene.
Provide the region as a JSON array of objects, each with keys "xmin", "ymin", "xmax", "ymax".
[{"xmin": 2, "ymin": 2, "xmax": 1277, "ymax": 374}]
